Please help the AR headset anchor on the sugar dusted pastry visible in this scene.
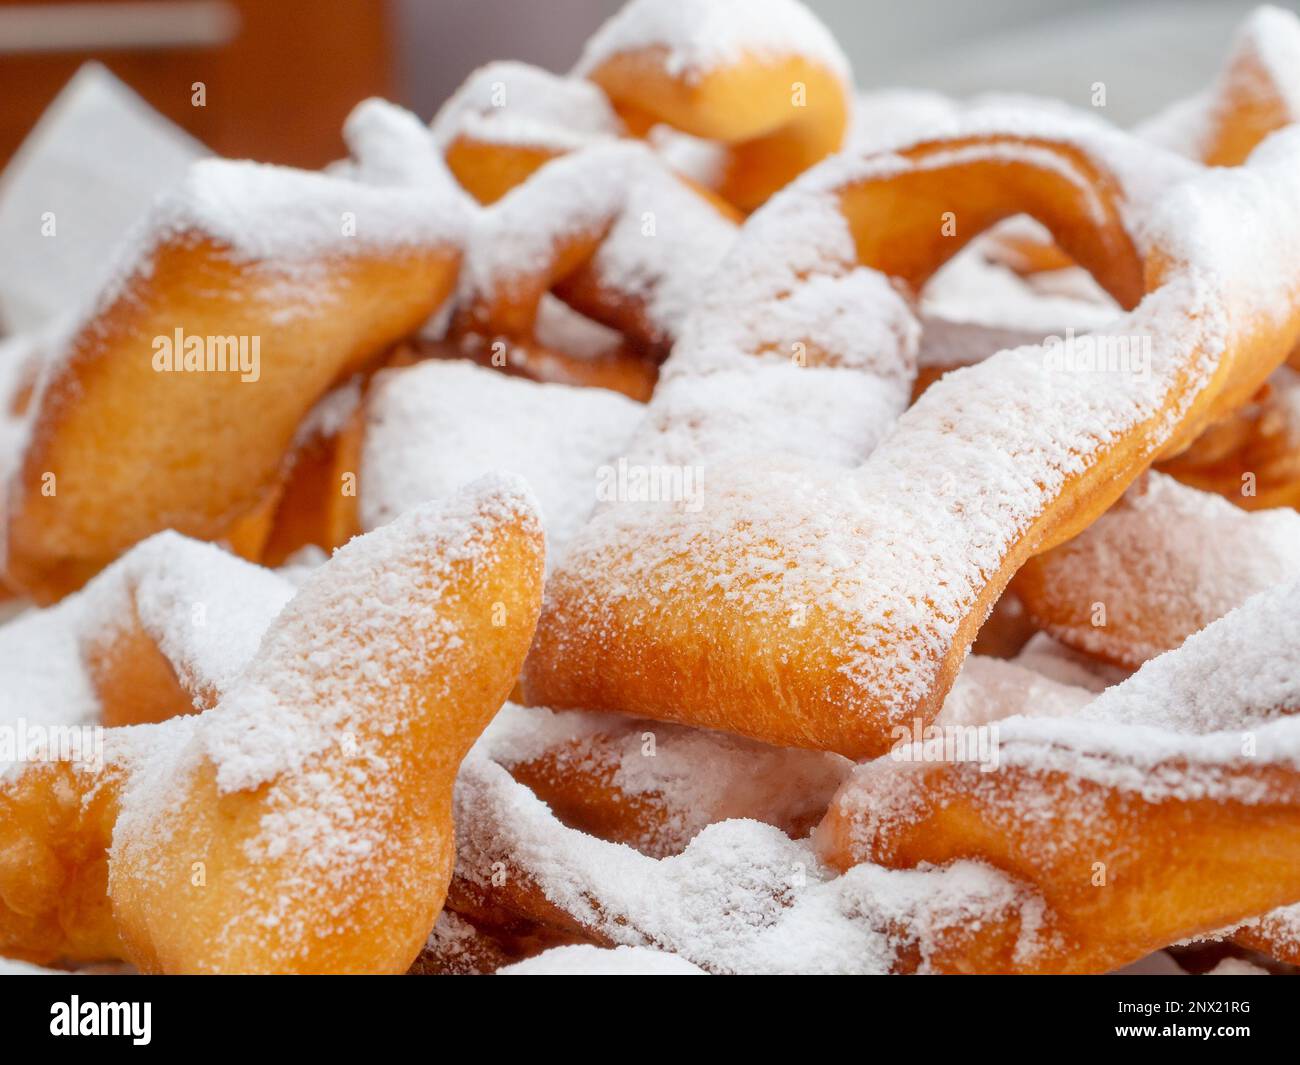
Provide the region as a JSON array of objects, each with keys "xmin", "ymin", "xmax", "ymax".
[
  {"xmin": 3, "ymin": 0, "xmax": 1300, "ymax": 980},
  {"xmin": 0, "ymin": 476, "xmax": 543, "ymax": 973},
  {"xmin": 525, "ymin": 112, "xmax": 1300, "ymax": 758},
  {"xmin": 3, "ymin": 150, "xmax": 465, "ymax": 602}
]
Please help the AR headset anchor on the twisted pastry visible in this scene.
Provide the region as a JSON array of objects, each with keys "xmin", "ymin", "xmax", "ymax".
[
  {"xmin": 437, "ymin": 654, "xmax": 1089, "ymax": 974},
  {"xmin": 497, "ymin": 655, "xmax": 1086, "ymax": 865},
  {"xmin": 435, "ymin": 0, "xmax": 852, "ymax": 212},
  {"xmin": 1015, "ymin": 472, "xmax": 1300, "ymax": 667},
  {"xmin": 417, "ymin": 331, "xmax": 661, "ymax": 401},
  {"xmin": 1158, "ymin": 365, "xmax": 1300, "ymax": 509},
  {"xmin": 478, "ymin": 703, "xmax": 850, "ymax": 859},
  {"xmin": 816, "ymin": 577, "xmax": 1300, "ymax": 973},
  {"xmin": 389, "ymin": 85, "xmax": 733, "ymax": 395},
  {"xmin": 450, "ymin": 747, "xmax": 1051, "ymax": 974},
  {"xmin": 259, "ymin": 103, "xmax": 679, "ymax": 565},
  {"xmin": 992, "ymin": 5, "xmax": 1300, "ymax": 278},
  {"xmin": 524, "ymin": 114, "xmax": 1300, "ymax": 758},
  {"xmin": 574, "ymin": 0, "xmax": 852, "ymax": 211},
  {"xmin": 1231, "ymin": 907, "xmax": 1300, "ymax": 965},
  {"xmin": 451, "ymin": 140, "xmax": 737, "ymax": 367},
  {"xmin": 0, "ymin": 531, "xmax": 292, "ymax": 736},
  {"xmin": 1137, "ymin": 5, "xmax": 1300, "ymax": 168},
  {"xmin": 434, "ymin": 61, "xmax": 624, "ymax": 205},
  {"xmin": 2, "ymin": 142, "xmax": 464, "ymax": 603},
  {"xmin": 257, "ymin": 378, "xmax": 366, "ymax": 567},
  {"xmin": 0, "ymin": 475, "xmax": 543, "ymax": 972}
]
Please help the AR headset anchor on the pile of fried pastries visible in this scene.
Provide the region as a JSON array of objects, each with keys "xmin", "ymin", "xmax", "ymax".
[{"xmin": 3, "ymin": 0, "xmax": 1300, "ymax": 976}]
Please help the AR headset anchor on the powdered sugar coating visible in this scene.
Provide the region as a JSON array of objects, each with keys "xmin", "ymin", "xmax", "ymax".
[
  {"xmin": 622, "ymin": 152, "xmax": 920, "ymax": 471},
  {"xmin": 152, "ymin": 157, "xmax": 465, "ymax": 264},
  {"xmin": 1013, "ymin": 633, "xmax": 1129, "ymax": 693},
  {"xmin": 415, "ymin": 909, "xmax": 504, "ymax": 975},
  {"xmin": 7, "ymin": 2, "xmax": 1300, "ymax": 975},
  {"xmin": 966, "ymin": 578, "xmax": 1300, "ymax": 802},
  {"xmin": 1078, "ymin": 581, "xmax": 1300, "ymax": 735},
  {"xmin": 344, "ymin": 97, "xmax": 474, "ymax": 207},
  {"xmin": 646, "ymin": 124, "xmax": 728, "ymax": 187},
  {"xmin": 1231, "ymin": 902, "xmax": 1300, "ymax": 960},
  {"xmin": 585, "ymin": 162, "xmax": 738, "ymax": 343},
  {"xmin": 101, "ymin": 475, "xmax": 542, "ymax": 968},
  {"xmin": 573, "ymin": 0, "xmax": 851, "ymax": 83},
  {"xmin": 459, "ymin": 141, "xmax": 736, "ymax": 343},
  {"xmin": 1242, "ymin": 6, "xmax": 1300, "ymax": 115},
  {"xmin": 460, "ymin": 143, "xmax": 646, "ymax": 303},
  {"xmin": 546, "ymin": 118, "xmax": 1300, "ymax": 731},
  {"xmin": 936, "ymin": 655, "xmax": 1092, "ymax": 728},
  {"xmin": 921, "ymin": 249, "xmax": 1116, "ymax": 337},
  {"xmin": 816, "ymin": 581, "xmax": 1300, "ymax": 968},
  {"xmin": 1139, "ymin": 5, "xmax": 1300, "ymax": 158},
  {"xmin": 432, "ymin": 61, "xmax": 622, "ymax": 152},
  {"xmin": 72, "ymin": 140, "xmax": 467, "ymax": 338},
  {"xmin": 809, "ymin": 107, "xmax": 1197, "ymax": 242},
  {"xmin": 1022, "ymin": 473, "xmax": 1300, "ymax": 664},
  {"xmin": 293, "ymin": 376, "xmax": 362, "ymax": 449},
  {"xmin": 631, "ymin": 361, "xmax": 908, "ymax": 471},
  {"xmin": 916, "ymin": 314, "xmax": 1052, "ymax": 373},
  {"xmin": 0, "ymin": 603, "xmax": 98, "ymax": 741},
  {"xmin": 359, "ymin": 360, "xmax": 640, "ymax": 560},
  {"xmin": 454, "ymin": 753, "xmax": 1047, "ymax": 974},
  {"xmin": 0, "ymin": 532, "xmax": 292, "ymax": 770},
  {"xmin": 534, "ymin": 294, "xmax": 623, "ymax": 358},
  {"xmin": 499, "ymin": 943, "xmax": 705, "ymax": 975},
  {"xmin": 477, "ymin": 702, "xmax": 850, "ymax": 856},
  {"xmin": 202, "ymin": 473, "xmax": 540, "ymax": 794},
  {"xmin": 100, "ymin": 535, "xmax": 293, "ymax": 706}
]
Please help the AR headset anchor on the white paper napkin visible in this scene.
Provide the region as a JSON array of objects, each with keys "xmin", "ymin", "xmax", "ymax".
[{"xmin": 0, "ymin": 62, "xmax": 207, "ymax": 333}]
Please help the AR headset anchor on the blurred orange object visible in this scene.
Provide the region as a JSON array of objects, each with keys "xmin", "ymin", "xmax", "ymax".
[{"xmin": 0, "ymin": 0, "xmax": 393, "ymax": 167}]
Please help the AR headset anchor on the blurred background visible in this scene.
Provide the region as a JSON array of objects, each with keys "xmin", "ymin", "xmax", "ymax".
[{"xmin": 0, "ymin": 0, "xmax": 1289, "ymax": 167}]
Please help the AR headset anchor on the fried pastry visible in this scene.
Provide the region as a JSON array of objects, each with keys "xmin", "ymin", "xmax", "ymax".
[
  {"xmin": 525, "ymin": 115, "xmax": 1300, "ymax": 757},
  {"xmin": 3, "ymin": 153, "xmax": 464, "ymax": 602},
  {"xmin": 0, "ymin": 476, "xmax": 543, "ymax": 972},
  {"xmin": 1016, "ymin": 472, "xmax": 1300, "ymax": 667},
  {"xmin": 817, "ymin": 578, "xmax": 1300, "ymax": 973}
]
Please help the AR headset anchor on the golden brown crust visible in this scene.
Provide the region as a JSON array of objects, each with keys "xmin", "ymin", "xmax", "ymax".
[
  {"xmin": 586, "ymin": 48, "xmax": 849, "ymax": 211},
  {"xmin": 4, "ymin": 233, "xmax": 458, "ymax": 602},
  {"xmin": 444, "ymin": 137, "xmax": 563, "ymax": 206},
  {"xmin": 0, "ymin": 483, "xmax": 544, "ymax": 973},
  {"xmin": 1158, "ymin": 372, "xmax": 1300, "ymax": 510},
  {"xmin": 987, "ymin": 21, "xmax": 1300, "ymax": 277},
  {"xmin": 525, "ymin": 125, "xmax": 1300, "ymax": 759},
  {"xmin": 817, "ymin": 758, "xmax": 1300, "ymax": 974}
]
